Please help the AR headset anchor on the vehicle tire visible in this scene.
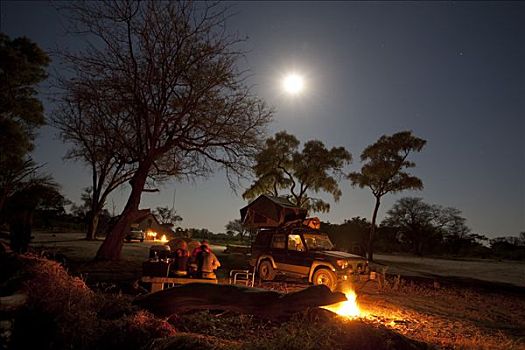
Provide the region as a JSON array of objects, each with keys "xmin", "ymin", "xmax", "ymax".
[
  {"xmin": 140, "ymin": 239, "xmax": 144, "ymax": 242},
  {"xmin": 125, "ymin": 236, "xmax": 131, "ymax": 242},
  {"xmin": 312, "ymin": 268, "xmax": 337, "ymax": 291},
  {"xmin": 258, "ymin": 260, "xmax": 276, "ymax": 281}
]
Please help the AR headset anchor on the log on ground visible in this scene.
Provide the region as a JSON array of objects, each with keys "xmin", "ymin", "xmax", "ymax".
[{"xmin": 133, "ymin": 283, "xmax": 346, "ymax": 320}]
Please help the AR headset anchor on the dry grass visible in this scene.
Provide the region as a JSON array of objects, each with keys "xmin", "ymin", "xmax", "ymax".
[{"xmin": 355, "ymin": 278, "xmax": 525, "ymax": 349}]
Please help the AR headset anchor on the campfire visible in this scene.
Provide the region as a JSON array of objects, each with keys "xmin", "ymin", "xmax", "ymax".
[
  {"xmin": 147, "ymin": 230, "xmax": 168, "ymax": 243},
  {"xmin": 323, "ymin": 288, "xmax": 364, "ymax": 318}
]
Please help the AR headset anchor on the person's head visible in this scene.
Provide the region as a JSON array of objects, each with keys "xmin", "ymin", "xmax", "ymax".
[
  {"xmin": 200, "ymin": 240, "xmax": 209, "ymax": 247},
  {"xmin": 179, "ymin": 240, "xmax": 188, "ymax": 250}
]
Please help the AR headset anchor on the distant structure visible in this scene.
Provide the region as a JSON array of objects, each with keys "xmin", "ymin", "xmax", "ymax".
[{"xmin": 130, "ymin": 209, "xmax": 174, "ymax": 240}]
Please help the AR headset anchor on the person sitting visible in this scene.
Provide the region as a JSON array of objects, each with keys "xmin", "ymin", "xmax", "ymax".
[
  {"xmin": 171, "ymin": 240, "xmax": 190, "ymax": 277},
  {"xmin": 193, "ymin": 240, "xmax": 221, "ymax": 279}
]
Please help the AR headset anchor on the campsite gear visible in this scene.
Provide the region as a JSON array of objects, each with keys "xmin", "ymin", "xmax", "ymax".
[
  {"xmin": 240, "ymin": 195, "xmax": 307, "ymax": 228},
  {"xmin": 149, "ymin": 245, "xmax": 171, "ymax": 260},
  {"xmin": 142, "ymin": 260, "xmax": 171, "ymax": 277}
]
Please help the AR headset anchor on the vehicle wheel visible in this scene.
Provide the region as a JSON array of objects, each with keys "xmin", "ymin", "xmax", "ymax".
[
  {"xmin": 125, "ymin": 236, "xmax": 131, "ymax": 242},
  {"xmin": 312, "ymin": 268, "xmax": 337, "ymax": 291},
  {"xmin": 258, "ymin": 260, "xmax": 276, "ymax": 281},
  {"xmin": 140, "ymin": 239, "xmax": 144, "ymax": 242}
]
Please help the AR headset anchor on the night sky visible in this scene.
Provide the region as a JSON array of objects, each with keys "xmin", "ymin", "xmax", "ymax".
[{"xmin": 2, "ymin": 1, "xmax": 523, "ymax": 238}]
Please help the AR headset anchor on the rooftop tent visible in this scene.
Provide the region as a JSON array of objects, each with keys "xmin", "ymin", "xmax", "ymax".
[{"xmin": 240, "ymin": 195, "xmax": 307, "ymax": 228}]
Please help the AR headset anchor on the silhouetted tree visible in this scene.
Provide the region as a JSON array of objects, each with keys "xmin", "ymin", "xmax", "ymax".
[
  {"xmin": 53, "ymin": 95, "xmax": 135, "ymax": 240},
  {"xmin": 321, "ymin": 217, "xmax": 370, "ymax": 255},
  {"xmin": 382, "ymin": 197, "xmax": 474, "ymax": 256},
  {"xmin": 59, "ymin": 1, "xmax": 272, "ymax": 260},
  {"xmin": 5, "ymin": 179, "xmax": 64, "ymax": 253},
  {"xmin": 244, "ymin": 131, "xmax": 352, "ymax": 213},
  {"xmin": 0, "ymin": 33, "xmax": 49, "ymax": 214},
  {"xmin": 348, "ymin": 131, "xmax": 426, "ymax": 261},
  {"xmin": 225, "ymin": 219, "xmax": 249, "ymax": 241},
  {"xmin": 153, "ymin": 206, "xmax": 182, "ymax": 225}
]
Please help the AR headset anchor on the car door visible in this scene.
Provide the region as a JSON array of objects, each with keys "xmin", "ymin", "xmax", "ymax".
[
  {"xmin": 281, "ymin": 231, "xmax": 310, "ymax": 276},
  {"xmin": 269, "ymin": 232, "xmax": 287, "ymax": 270}
]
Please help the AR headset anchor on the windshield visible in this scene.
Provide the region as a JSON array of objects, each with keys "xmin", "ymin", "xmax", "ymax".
[{"xmin": 303, "ymin": 233, "xmax": 334, "ymax": 250}]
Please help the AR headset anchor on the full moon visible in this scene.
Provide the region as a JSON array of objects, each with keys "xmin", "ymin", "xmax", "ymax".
[{"xmin": 282, "ymin": 73, "xmax": 305, "ymax": 95}]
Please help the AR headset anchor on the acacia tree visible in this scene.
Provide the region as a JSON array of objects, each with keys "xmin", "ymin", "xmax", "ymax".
[
  {"xmin": 243, "ymin": 131, "xmax": 351, "ymax": 213},
  {"xmin": 60, "ymin": 1, "xmax": 272, "ymax": 260},
  {"xmin": 348, "ymin": 131, "xmax": 426, "ymax": 261},
  {"xmin": 382, "ymin": 197, "xmax": 481, "ymax": 256},
  {"xmin": 53, "ymin": 96, "xmax": 136, "ymax": 240},
  {"xmin": 0, "ymin": 33, "xmax": 49, "ymax": 215}
]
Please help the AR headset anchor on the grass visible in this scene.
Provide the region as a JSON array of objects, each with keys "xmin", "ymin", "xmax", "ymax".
[{"xmin": 3, "ymin": 231, "xmax": 524, "ymax": 349}]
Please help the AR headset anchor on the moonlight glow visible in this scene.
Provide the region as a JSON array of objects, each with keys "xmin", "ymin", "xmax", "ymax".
[{"xmin": 282, "ymin": 73, "xmax": 305, "ymax": 95}]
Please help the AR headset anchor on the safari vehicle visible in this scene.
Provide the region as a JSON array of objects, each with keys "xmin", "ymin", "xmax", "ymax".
[
  {"xmin": 125, "ymin": 229, "xmax": 145, "ymax": 242},
  {"xmin": 250, "ymin": 227, "xmax": 368, "ymax": 291},
  {"xmin": 241, "ymin": 195, "xmax": 368, "ymax": 291}
]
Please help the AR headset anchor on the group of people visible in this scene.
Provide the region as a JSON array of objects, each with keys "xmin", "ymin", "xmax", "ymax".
[{"xmin": 170, "ymin": 239, "xmax": 221, "ymax": 279}]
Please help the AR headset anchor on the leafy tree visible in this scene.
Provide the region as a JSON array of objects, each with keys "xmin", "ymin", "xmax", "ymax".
[
  {"xmin": 153, "ymin": 206, "xmax": 182, "ymax": 225},
  {"xmin": 59, "ymin": 2, "xmax": 272, "ymax": 260},
  {"xmin": 243, "ymin": 131, "xmax": 352, "ymax": 213},
  {"xmin": 225, "ymin": 219, "xmax": 249, "ymax": 241},
  {"xmin": 382, "ymin": 197, "xmax": 475, "ymax": 256},
  {"xmin": 0, "ymin": 33, "xmax": 50, "ymax": 214},
  {"xmin": 4, "ymin": 178, "xmax": 64, "ymax": 252},
  {"xmin": 321, "ymin": 217, "xmax": 370, "ymax": 255},
  {"xmin": 348, "ymin": 131, "xmax": 426, "ymax": 261}
]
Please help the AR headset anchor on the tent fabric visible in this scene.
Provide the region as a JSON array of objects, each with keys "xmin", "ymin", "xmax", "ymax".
[{"xmin": 240, "ymin": 195, "xmax": 307, "ymax": 228}]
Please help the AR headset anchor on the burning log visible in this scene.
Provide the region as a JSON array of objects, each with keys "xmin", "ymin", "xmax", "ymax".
[{"xmin": 134, "ymin": 283, "xmax": 346, "ymax": 320}]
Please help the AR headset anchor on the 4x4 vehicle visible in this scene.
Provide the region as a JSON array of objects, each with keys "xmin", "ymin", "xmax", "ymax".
[
  {"xmin": 125, "ymin": 229, "xmax": 145, "ymax": 242},
  {"xmin": 250, "ymin": 226, "xmax": 368, "ymax": 291}
]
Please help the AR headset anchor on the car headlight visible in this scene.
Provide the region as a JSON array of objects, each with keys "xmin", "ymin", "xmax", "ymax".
[{"xmin": 336, "ymin": 259, "xmax": 348, "ymax": 269}]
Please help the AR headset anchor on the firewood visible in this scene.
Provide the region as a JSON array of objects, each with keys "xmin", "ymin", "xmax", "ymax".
[{"xmin": 134, "ymin": 283, "xmax": 346, "ymax": 320}]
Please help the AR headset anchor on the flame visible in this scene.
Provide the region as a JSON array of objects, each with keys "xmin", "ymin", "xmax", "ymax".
[
  {"xmin": 147, "ymin": 230, "xmax": 157, "ymax": 238},
  {"xmin": 323, "ymin": 288, "xmax": 362, "ymax": 318},
  {"xmin": 159, "ymin": 234, "xmax": 168, "ymax": 243}
]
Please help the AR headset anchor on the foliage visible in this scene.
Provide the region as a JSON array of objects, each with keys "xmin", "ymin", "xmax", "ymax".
[
  {"xmin": 226, "ymin": 219, "xmax": 249, "ymax": 241},
  {"xmin": 243, "ymin": 131, "xmax": 352, "ymax": 213},
  {"xmin": 321, "ymin": 217, "xmax": 370, "ymax": 255},
  {"xmin": 382, "ymin": 197, "xmax": 483, "ymax": 256},
  {"xmin": 0, "ymin": 33, "xmax": 50, "ymax": 214},
  {"xmin": 58, "ymin": 1, "xmax": 272, "ymax": 259},
  {"xmin": 348, "ymin": 130, "xmax": 426, "ymax": 260},
  {"xmin": 490, "ymin": 235, "xmax": 525, "ymax": 260},
  {"xmin": 153, "ymin": 206, "xmax": 182, "ymax": 225},
  {"xmin": 4, "ymin": 179, "xmax": 67, "ymax": 252}
]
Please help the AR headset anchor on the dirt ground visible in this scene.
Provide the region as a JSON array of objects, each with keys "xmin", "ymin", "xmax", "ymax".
[{"xmin": 20, "ymin": 232, "xmax": 525, "ymax": 349}]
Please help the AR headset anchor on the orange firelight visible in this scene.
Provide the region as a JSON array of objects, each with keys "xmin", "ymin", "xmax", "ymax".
[
  {"xmin": 323, "ymin": 288, "xmax": 363, "ymax": 318},
  {"xmin": 159, "ymin": 234, "xmax": 168, "ymax": 243},
  {"xmin": 146, "ymin": 230, "xmax": 157, "ymax": 239}
]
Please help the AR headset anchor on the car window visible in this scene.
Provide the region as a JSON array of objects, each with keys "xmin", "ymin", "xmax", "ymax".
[
  {"xmin": 303, "ymin": 233, "xmax": 334, "ymax": 250},
  {"xmin": 287, "ymin": 234, "xmax": 305, "ymax": 252},
  {"xmin": 271, "ymin": 233, "xmax": 286, "ymax": 249}
]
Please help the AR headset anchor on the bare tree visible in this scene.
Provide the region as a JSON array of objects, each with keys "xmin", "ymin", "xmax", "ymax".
[
  {"xmin": 53, "ymin": 95, "xmax": 135, "ymax": 240},
  {"xmin": 59, "ymin": 1, "xmax": 272, "ymax": 260}
]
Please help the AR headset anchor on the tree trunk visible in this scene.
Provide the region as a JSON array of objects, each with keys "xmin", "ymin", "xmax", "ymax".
[
  {"xmin": 368, "ymin": 196, "xmax": 381, "ymax": 262},
  {"xmin": 95, "ymin": 161, "xmax": 152, "ymax": 261},
  {"xmin": 85, "ymin": 211, "xmax": 100, "ymax": 240}
]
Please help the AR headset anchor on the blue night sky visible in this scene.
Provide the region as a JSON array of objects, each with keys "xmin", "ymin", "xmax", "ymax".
[{"xmin": 2, "ymin": 1, "xmax": 524, "ymax": 237}]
